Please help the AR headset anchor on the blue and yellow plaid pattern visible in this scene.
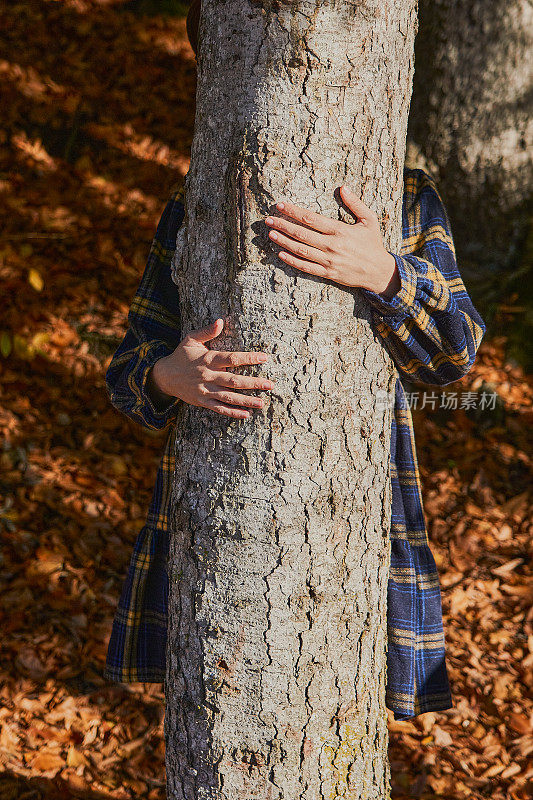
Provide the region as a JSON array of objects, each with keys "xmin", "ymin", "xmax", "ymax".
[{"xmin": 103, "ymin": 168, "xmax": 486, "ymax": 720}]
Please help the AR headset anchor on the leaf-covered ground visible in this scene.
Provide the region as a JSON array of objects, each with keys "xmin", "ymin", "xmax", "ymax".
[{"xmin": 1, "ymin": 2, "xmax": 531, "ymax": 798}]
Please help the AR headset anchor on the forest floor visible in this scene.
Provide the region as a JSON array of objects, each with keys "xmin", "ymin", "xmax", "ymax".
[{"xmin": 0, "ymin": 2, "xmax": 531, "ymax": 799}]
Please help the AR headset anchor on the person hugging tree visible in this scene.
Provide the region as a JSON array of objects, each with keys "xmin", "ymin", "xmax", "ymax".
[{"xmin": 103, "ymin": 0, "xmax": 486, "ymax": 722}]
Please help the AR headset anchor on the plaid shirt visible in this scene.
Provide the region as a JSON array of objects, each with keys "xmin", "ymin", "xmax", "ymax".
[{"xmin": 103, "ymin": 168, "xmax": 486, "ymax": 720}]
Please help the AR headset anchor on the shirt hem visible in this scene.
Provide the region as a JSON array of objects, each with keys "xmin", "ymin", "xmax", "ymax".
[
  {"xmin": 103, "ymin": 666, "xmax": 165, "ymax": 684},
  {"xmin": 388, "ymin": 691, "xmax": 453, "ymax": 721}
]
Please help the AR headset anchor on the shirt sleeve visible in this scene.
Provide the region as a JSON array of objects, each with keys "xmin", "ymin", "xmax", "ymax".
[
  {"xmin": 105, "ymin": 185, "xmax": 186, "ymax": 431},
  {"xmin": 361, "ymin": 168, "xmax": 487, "ymax": 386}
]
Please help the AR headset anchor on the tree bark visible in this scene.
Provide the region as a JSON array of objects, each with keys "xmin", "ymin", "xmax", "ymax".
[
  {"xmin": 165, "ymin": 2, "xmax": 417, "ymax": 798},
  {"xmin": 408, "ymin": 0, "xmax": 533, "ymax": 281}
]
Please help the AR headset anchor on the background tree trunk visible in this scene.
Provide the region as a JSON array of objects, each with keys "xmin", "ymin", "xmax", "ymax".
[
  {"xmin": 165, "ymin": 1, "xmax": 417, "ymax": 798},
  {"xmin": 408, "ymin": 0, "xmax": 533, "ymax": 284}
]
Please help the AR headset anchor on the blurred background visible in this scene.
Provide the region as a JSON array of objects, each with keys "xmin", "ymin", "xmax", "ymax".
[{"xmin": 0, "ymin": 1, "xmax": 531, "ymax": 799}]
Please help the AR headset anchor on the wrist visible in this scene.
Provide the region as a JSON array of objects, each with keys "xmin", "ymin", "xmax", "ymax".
[
  {"xmin": 148, "ymin": 356, "xmax": 176, "ymax": 403},
  {"xmin": 370, "ymin": 250, "xmax": 400, "ymax": 297}
]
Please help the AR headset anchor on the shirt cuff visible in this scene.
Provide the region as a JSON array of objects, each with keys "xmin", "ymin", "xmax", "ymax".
[
  {"xmin": 361, "ymin": 253, "xmax": 418, "ymax": 316},
  {"xmin": 136, "ymin": 341, "xmax": 182, "ymax": 429}
]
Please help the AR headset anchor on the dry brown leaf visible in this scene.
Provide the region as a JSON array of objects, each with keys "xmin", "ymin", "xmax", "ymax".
[
  {"xmin": 31, "ymin": 752, "xmax": 65, "ymax": 772},
  {"xmin": 433, "ymin": 726, "xmax": 453, "ymax": 747},
  {"xmin": 501, "ymin": 762, "xmax": 522, "ymax": 779},
  {"xmin": 500, "ymin": 491, "xmax": 529, "ymax": 518},
  {"xmin": 508, "ymin": 713, "xmax": 531, "ymax": 735},
  {"xmin": 492, "ymin": 558, "xmax": 526, "ymax": 577},
  {"xmin": 0, "ymin": 722, "xmax": 21, "ymax": 754},
  {"xmin": 45, "ymin": 697, "xmax": 78, "ymax": 730},
  {"xmin": 14, "ymin": 648, "xmax": 48, "ymax": 680},
  {"xmin": 66, "ymin": 746, "xmax": 90, "ymax": 767}
]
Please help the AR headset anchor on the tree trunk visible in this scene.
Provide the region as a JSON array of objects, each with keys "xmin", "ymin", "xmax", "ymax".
[
  {"xmin": 165, "ymin": 2, "xmax": 417, "ymax": 798},
  {"xmin": 408, "ymin": 0, "xmax": 533, "ymax": 282}
]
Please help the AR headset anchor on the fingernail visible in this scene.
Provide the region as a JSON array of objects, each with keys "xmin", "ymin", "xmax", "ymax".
[
  {"xmin": 258, "ymin": 355, "xmax": 268, "ymax": 362},
  {"xmin": 265, "ymin": 216, "xmax": 274, "ymax": 225},
  {"xmin": 342, "ymin": 185, "xmax": 353, "ymax": 195},
  {"xmin": 276, "ymin": 202, "xmax": 285, "ymax": 210}
]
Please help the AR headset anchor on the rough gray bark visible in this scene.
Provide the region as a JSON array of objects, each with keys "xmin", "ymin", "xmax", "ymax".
[
  {"xmin": 408, "ymin": 0, "xmax": 533, "ymax": 281},
  {"xmin": 165, "ymin": 1, "xmax": 417, "ymax": 798}
]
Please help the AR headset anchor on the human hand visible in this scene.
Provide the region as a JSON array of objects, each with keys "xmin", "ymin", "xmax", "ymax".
[
  {"xmin": 264, "ymin": 185, "xmax": 400, "ymax": 297},
  {"xmin": 149, "ymin": 318, "xmax": 275, "ymax": 420}
]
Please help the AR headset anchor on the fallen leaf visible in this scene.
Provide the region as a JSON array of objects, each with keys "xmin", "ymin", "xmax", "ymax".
[
  {"xmin": 67, "ymin": 746, "xmax": 89, "ymax": 767},
  {"xmin": 433, "ymin": 726, "xmax": 453, "ymax": 747},
  {"xmin": 31, "ymin": 752, "xmax": 64, "ymax": 772},
  {"xmin": 28, "ymin": 268, "xmax": 44, "ymax": 292}
]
